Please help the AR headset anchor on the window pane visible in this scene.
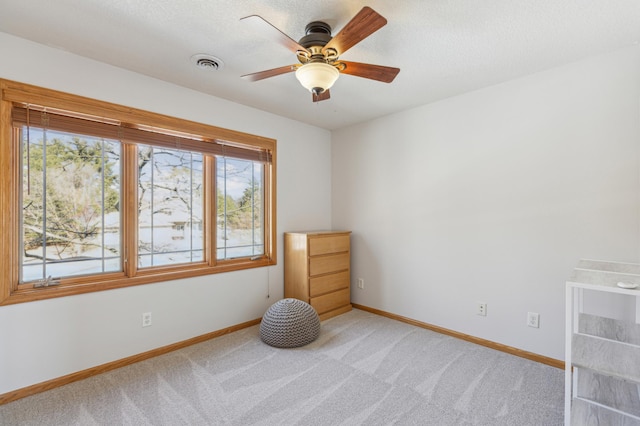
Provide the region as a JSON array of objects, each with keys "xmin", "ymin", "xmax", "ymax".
[
  {"xmin": 217, "ymin": 157, "xmax": 264, "ymax": 260},
  {"xmin": 21, "ymin": 128, "xmax": 121, "ymax": 282},
  {"xmin": 138, "ymin": 145, "xmax": 204, "ymax": 267}
]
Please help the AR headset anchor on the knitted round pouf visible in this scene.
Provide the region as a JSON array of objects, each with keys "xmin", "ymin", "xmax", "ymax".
[{"xmin": 260, "ymin": 298, "xmax": 320, "ymax": 348}]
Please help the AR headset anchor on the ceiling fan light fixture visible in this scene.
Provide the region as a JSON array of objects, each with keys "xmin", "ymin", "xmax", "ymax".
[{"xmin": 295, "ymin": 62, "xmax": 339, "ymax": 94}]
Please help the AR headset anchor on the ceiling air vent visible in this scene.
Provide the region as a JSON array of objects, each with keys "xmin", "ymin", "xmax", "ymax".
[{"xmin": 191, "ymin": 54, "xmax": 224, "ymax": 71}]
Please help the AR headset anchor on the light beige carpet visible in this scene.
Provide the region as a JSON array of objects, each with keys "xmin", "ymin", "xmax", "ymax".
[{"xmin": 0, "ymin": 309, "xmax": 564, "ymax": 425}]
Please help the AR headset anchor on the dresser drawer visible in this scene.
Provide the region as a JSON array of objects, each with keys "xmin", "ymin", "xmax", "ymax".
[
  {"xmin": 311, "ymin": 287, "xmax": 350, "ymax": 314},
  {"xmin": 309, "ymin": 252, "xmax": 349, "ymax": 276},
  {"xmin": 309, "ymin": 234, "xmax": 350, "ymax": 256},
  {"xmin": 310, "ymin": 270, "xmax": 350, "ymax": 298}
]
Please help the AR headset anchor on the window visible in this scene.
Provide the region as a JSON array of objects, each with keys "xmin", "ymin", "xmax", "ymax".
[
  {"xmin": 137, "ymin": 145, "xmax": 204, "ymax": 267},
  {"xmin": 217, "ymin": 156, "xmax": 264, "ymax": 260},
  {"xmin": 21, "ymin": 128, "xmax": 122, "ymax": 281},
  {"xmin": 0, "ymin": 79, "xmax": 276, "ymax": 305}
]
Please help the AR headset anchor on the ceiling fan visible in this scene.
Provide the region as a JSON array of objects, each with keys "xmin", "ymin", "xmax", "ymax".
[{"xmin": 241, "ymin": 6, "xmax": 400, "ymax": 102}]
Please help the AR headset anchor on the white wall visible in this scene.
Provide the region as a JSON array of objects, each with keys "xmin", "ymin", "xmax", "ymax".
[
  {"xmin": 2, "ymin": 32, "xmax": 638, "ymax": 397},
  {"xmin": 332, "ymin": 46, "xmax": 640, "ymax": 360},
  {"xmin": 0, "ymin": 33, "xmax": 332, "ymax": 395}
]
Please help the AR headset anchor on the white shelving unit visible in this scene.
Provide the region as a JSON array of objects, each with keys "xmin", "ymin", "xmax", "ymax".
[{"xmin": 565, "ymin": 259, "xmax": 640, "ymax": 425}]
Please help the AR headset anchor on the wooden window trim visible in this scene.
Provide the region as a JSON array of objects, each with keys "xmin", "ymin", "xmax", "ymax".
[
  {"xmin": 0, "ymin": 79, "xmax": 277, "ymax": 306},
  {"xmin": 11, "ymin": 107, "xmax": 272, "ymax": 162}
]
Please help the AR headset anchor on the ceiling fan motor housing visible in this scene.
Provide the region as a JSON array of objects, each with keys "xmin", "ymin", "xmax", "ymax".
[
  {"xmin": 299, "ymin": 21, "xmax": 332, "ymax": 47},
  {"xmin": 297, "ymin": 21, "xmax": 335, "ymax": 64}
]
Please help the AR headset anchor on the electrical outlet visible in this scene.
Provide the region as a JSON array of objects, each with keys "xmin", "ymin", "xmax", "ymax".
[
  {"xmin": 527, "ymin": 312, "xmax": 540, "ymax": 328},
  {"xmin": 357, "ymin": 278, "xmax": 364, "ymax": 289},
  {"xmin": 142, "ymin": 312, "xmax": 152, "ymax": 327},
  {"xmin": 477, "ymin": 302, "xmax": 487, "ymax": 316}
]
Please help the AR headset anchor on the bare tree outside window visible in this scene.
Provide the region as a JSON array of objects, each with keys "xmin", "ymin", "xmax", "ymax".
[
  {"xmin": 21, "ymin": 128, "xmax": 121, "ymax": 282},
  {"xmin": 137, "ymin": 145, "xmax": 204, "ymax": 267},
  {"xmin": 217, "ymin": 157, "xmax": 264, "ymax": 260}
]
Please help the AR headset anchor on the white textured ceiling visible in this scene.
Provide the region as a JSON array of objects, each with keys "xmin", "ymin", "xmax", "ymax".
[{"xmin": 1, "ymin": 0, "xmax": 639, "ymax": 130}]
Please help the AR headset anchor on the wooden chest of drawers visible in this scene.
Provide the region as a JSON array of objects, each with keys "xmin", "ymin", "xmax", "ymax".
[{"xmin": 284, "ymin": 231, "xmax": 352, "ymax": 320}]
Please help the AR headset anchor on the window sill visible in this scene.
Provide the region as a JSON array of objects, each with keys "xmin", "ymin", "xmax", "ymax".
[{"xmin": 1, "ymin": 257, "xmax": 275, "ymax": 306}]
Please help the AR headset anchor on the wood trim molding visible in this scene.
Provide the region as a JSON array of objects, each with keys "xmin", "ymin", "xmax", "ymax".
[
  {"xmin": 352, "ymin": 304, "xmax": 564, "ymax": 370},
  {"xmin": 0, "ymin": 78, "xmax": 278, "ymax": 306},
  {"xmin": 0, "ymin": 318, "xmax": 261, "ymax": 406},
  {"xmin": 1, "ymin": 79, "xmax": 276, "ymax": 149}
]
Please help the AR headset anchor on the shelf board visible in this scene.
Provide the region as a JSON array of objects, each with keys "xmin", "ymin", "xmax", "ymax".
[
  {"xmin": 572, "ymin": 333, "xmax": 640, "ymax": 384},
  {"xmin": 571, "ymin": 398, "xmax": 640, "ymax": 425}
]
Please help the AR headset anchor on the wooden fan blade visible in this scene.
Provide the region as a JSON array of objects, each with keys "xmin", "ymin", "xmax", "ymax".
[
  {"xmin": 338, "ymin": 61, "xmax": 400, "ymax": 83},
  {"xmin": 313, "ymin": 90, "xmax": 331, "ymax": 102},
  {"xmin": 241, "ymin": 15, "xmax": 309, "ymax": 55},
  {"xmin": 322, "ymin": 7, "xmax": 387, "ymax": 56},
  {"xmin": 241, "ymin": 65, "xmax": 297, "ymax": 82}
]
